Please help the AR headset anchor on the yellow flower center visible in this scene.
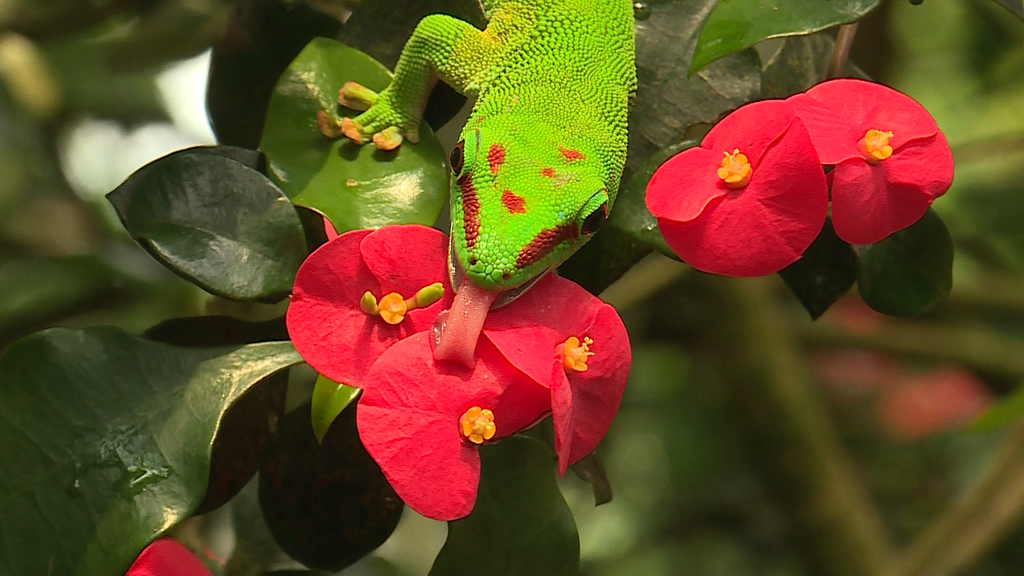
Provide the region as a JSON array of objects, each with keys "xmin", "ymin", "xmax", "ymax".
[
  {"xmin": 360, "ymin": 282, "xmax": 444, "ymax": 325},
  {"xmin": 460, "ymin": 406, "xmax": 496, "ymax": 444},
  {"xmin": 717, "ymin": 149, "xmax": 752, "ymax": 189},
  {"xmin": 558, "ymin": 336, "xmax": 595, "ymax": 373},
  {"xmin": 857, "ymin": 129, "xmax": 894, "ymax": 163}
]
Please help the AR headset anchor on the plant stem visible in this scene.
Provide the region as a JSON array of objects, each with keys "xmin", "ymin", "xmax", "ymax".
[
  {"xmin": 885, "ymin": 423, "xmax": 1024, "ymax": 576},
  {"xmin": 702, "ymin": 276, "xmax": 892, "ymax": 576},
  {"xmin": 828, "ymin": 24, "xmax": 860, "ymax": 78}
]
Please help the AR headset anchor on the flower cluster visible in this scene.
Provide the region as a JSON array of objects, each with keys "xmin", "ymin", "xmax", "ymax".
[
  {"xmin": 287, "ymin": 225, "xmax": 630, "ymax": 521},
  {"xmin": 645, "ymin": 79, "xmax": 954, "ymax": 276}
]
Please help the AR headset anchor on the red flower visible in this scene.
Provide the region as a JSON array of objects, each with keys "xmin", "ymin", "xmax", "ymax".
[
  {"xmin": 483, "ymin": 275, "xmax": 631, "ymax": 475},
  {"xmin": 356, "ymin": 333, "xmax": 551, "ymax": 521},
  {"xmin": 289, "ymin": 225, "xmax": 632, "ymax": 520},
  {"xmin": 645, "ymin": 99, "xmax": 829, "ymax": 276},
  {"xmin": 788, "ymin": 79, "xmax": 954, "ymax": 245},
  {"xmin": 126, "ymin": 538, "xmax": 212, "ymax": 576},
  {"xmin": 287, "ymin": 225, "xmax": 452, "ymax": 388}
]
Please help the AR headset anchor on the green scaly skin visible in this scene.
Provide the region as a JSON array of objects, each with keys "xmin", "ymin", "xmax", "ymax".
[{"xmin": 338, "ymin": 0, "xmax": 637, "ymax": 294}]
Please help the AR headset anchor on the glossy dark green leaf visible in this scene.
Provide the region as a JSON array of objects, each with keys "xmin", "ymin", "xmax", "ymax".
[
  {"xmin": 260, "ymin": 38, "xmax": 449, "ymax": 233},
  {"xmin": 105, "ymin": 0, "xmax": 230, "ymax": 71},
  {"xmin": 690, "ymin": 0, "xmax": 883, "ymax": 75},
  {"xmin": 629, "ymin": 0, "xmax": 761, "ymax": 172},
  {"xmin": 338, "ymin": 0, "xmax": 485, "ymax": 129},
  {"xmin": 612, "ymin": 139, "xmax": 699, "ymax": 259},
  {"xmin": 144, "ymin": 315, "xmax": 290, "ymax": 514},
  {"xmin": 759, "ymin": 34, "xmax": 835, "ymax": 99},
  {"xmin": 780, "ymin": 218, "xmax": 856, "ymax": 320},
  {"xmin": 992, "ymin": 0, "xmax": 1024, "ymax": 20},
  {"xmin": 207, "ymin": 0, "xmax": 342, "ymax": 148},
  {"xmin": 856, "ymin": 209, "xmax": 954, "ymax": 317},
  {"xmin": 259, "ymin": 402, "xmax": 403, "ymax": 571},
  {"xmin": 970, "ymin": 383, "xmax": 1024, "ymax": 432},
  {"xmin": 311, "ymin": 375, "xmax": 361, "ymax": 444},
  {"xmin": 0, "ymin": 327, "xmax": 301, "ymax": 575},
  {"xmin": 106, "ymin": 146, "xmax": 308, "ymax": 303},
  {"xmin": 429, "ymin": 436, "xmax": 580, "ymax": 576}
]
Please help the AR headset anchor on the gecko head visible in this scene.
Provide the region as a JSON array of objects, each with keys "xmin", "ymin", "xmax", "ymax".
[{"xmin": 447, "ymin": 121, "xmax": 611, "ymax": 305}]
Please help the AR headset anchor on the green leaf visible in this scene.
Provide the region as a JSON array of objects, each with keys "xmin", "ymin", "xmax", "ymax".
[
  {"xmin": 569, "ymin": 452, "xmax": 613, "ymax": 507},
  {"xmin": 970, "ymin": 382, "xmax": 1024, "ymax": 432},
  {"xmin": 779, "ymin": 218, "xmax": 856, "ymax": 320},
  {"xmin": 207, "ymin": 0, "xmax": 341, "ymax": 148},
  {"xmin": 106, "ymin": 146, "xmax": 308, "ymax": 303},
  {"xmin": 260, "ymin": 38, "xmax": 449, "ymax": 234},
  {"xmin": 144, "ymin": 315, "xmax": 290, "ymax": 515},
  {"xmin": 612, "ymin": 140, "xmax": 699, "ymax": 259},
  {"xmin": 629, "ymin": 0, "xmax": 762, "ymax": 172},
  {"xmin": 429, "ymin": 436, "xmax": 580, "ymax": 576},
  {"xmin": 0, "ymin": 327, "xmax": 302, "ymax": 575},
  {"xmin": 259, "ymin": 402, "xmax": 403, "ymax": 571},
  {"xmin": 690, "ymin": 0, "xmax": 883, "ymax": 75},
  {"xmin": 758, "ymin": 34, "xmax": 835, "ymax": 99},
  {"xmin": 992, "ymin": 0, "xmax": 1024, "ymax": 20},
  {"xmin": 311, "ymin": 375, "xmax": 361, "ymax": 444},
  {"xmin": 856, "ymin": 209, "xmax": 954, "ymax": 317}
]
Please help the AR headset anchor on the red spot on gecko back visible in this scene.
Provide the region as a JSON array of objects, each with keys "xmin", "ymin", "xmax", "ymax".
[
  {"xmin": 540, "ymin": 167, "xmax": 556, "ymax": 178},
  {"xmin": 516, "ymin": 225, "xmax": 577, "ymax": 269},
  {"xmin": 459, "ymin": 175, "xmax": 480, "ymax": 248},
  {"xmin": 488, "ymin": 144, "xmax": 506, "ymax": 176},
  {"xmin": 501, "ymin": 191, "xmax": 526, "ymax": 214},
  {"xmin": 559, "ymin": 146, "xmax": 585, "ymax": 162}
]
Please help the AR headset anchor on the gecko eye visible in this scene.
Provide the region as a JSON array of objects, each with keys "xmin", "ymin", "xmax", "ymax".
[
  {"xmin": 449, "ymin": 140, "xmax": 465, "ymax": 174},
  {"xmin": 581, "ymin": 202, "xmax": 608, "ymax": 235}
]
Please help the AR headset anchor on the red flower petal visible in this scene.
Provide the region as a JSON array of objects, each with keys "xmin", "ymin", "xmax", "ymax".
[
  {"xmin": 702, "ymin": 100, "xmax": 796, "ymax": 170},
  {"xmin": 287, "ymin": 226, "xmax": 452, "ymax": 388},
  {"xmin": 789, "ymin": 79, "xmax": 939, "ymax": 165},
  {"xmin": 646, "ymin": 147, "xmax": 726, "ymax": 223},
  {"xmin": 830, "ymin": 132, "xmax": 953, "ymax": 245},
  {"xmin": 483, "ymin": 274, "xmax": 604, "ymax": 387},
  {"xmin": 549, "ymin": 304, "xmax": 631, "ymax": 476},
  {"xmin": 127, "ymin": 538, "xmax": 213, "ymax": 576},
  {"xmin": 654, "ymin": 116, "xmax": 828, "ymax": 276},
  {"xmin": 647, "ymin": 100, "xmax": 795, "ymax": 223},
  {"xmin": 483, "ymin": 275, "xmax": 630, "ymax": 474},
  {"xmin": 356, "ymin": 333, "xmax": 550, "ymax": 521}
]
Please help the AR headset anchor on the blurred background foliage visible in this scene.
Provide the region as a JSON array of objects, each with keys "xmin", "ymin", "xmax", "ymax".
[{"xmin": 2, "ymin": 0, "xmax": 1024, "ymax": 574}]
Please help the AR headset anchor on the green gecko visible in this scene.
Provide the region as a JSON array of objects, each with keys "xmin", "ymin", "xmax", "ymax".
[{"xmin": 328, "ymin": 0, "xmax": 637, "ymax": 301}]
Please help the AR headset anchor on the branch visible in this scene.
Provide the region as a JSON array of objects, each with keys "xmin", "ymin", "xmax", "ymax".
[
  {"xmin": 886, "ymin": 423, "xmax": 1024, "ymax": 576},
  {"xmin": 701, "ymin": 276, "xmax": 893, "ymax": 576},
  {"xmin": 827, "ymin": 23, "xmax": 860, "ymax": 78},
  {"xmin": 798, "ymin": 320, "xmax": 1024, "ymax": 378}
]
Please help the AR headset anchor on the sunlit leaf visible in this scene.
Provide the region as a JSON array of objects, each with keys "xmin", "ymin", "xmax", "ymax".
[
  {"xmin": 856, "ymin": 208, "xmax": 954, "ymax": 316},
  {"xmin": 991, "ymin": 0, "xmax": 1024, "ymax": 20},
  {"xmin": 106, "ymin": 146, "xmax": 307, "ymax": 303},
  {"xmin": 260, "ymin": 38, "xmax": 449, "ymax": 233},
  {"xmin": 0, "ymin": 328, "xmax": 301, "ymax": 575},
  {"xmin": 429, "ymin": 436, "xmax": 580, "ymax": 576},
  {"xmin": 690, "ymin": 0, "xmax": 883, "ymax": 75},
  {"xmin": 311, "ymin": 375, "xmax": 361, "ymax": 444},
  {"xmin": 971, "ymin": 382, "xmax": 1024, "ymax": 432}
]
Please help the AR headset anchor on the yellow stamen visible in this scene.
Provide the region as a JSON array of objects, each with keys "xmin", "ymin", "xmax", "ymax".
[
  {"xmin": 361, "ymin": 282, "xmax": 444, "ymax": 325},
  {"xmin": 377, "ymin": 293, "xmax": 408, "ymax": 325},
  {"xmin": 558, "ymin": 336, "xmax": 595, "ymax": 373},
  {"xmin": 460, "ymin": 406, "xmax": 496, "ymax": 444},
  {"xmin": 717, "ymin": 149, "xmax": 752, "ymax": 189},
  {"xmin": 858, "ymin": 129, "xmax": 894, "ymax": 163}
]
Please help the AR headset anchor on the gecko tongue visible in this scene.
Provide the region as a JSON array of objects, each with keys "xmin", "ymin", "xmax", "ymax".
[{"xmin": 430, "ymin": 278, "xmax": 499, "ymax": 368}]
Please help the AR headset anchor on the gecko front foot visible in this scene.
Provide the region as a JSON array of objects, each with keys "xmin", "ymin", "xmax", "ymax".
[{"xmin": 330, "ymin": 81, "xmax": 421, "ymax": 150}]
